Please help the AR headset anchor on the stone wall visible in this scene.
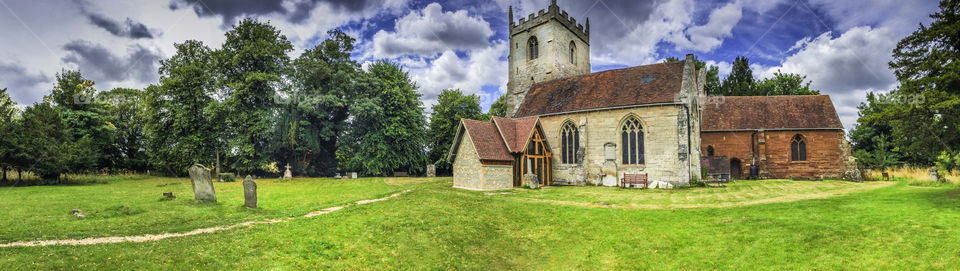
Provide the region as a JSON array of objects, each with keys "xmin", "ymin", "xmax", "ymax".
[
  {"xmin": 506, "ymin": 4, "xmax": 591, "ymax": 117},
  {"xmin": 481, "ymin": 165, "xmax": 514, "ymax": 190},
  {"xmin": 700, "ymin": 130, "xmax": 849, "ymax": 179},
  {"xmin": 539, "ymin": 105, "xmax": 691, "ymax": 186},
  {"xmin": 453, "ymin": 133, "xmax": 483, "ymax": 189}
]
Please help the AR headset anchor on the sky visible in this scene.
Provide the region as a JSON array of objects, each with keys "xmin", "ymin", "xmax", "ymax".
[{"xmin": 0, "ymin": 0, "xmax": 942, "ymax": 130}]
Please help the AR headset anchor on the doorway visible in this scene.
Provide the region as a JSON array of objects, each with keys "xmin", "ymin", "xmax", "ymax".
[{"xmin": 730, "ymin": 158, "xmax": 743, "ymax": 179}]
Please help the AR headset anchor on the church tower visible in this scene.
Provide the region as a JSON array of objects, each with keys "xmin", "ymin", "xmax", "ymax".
[{"xmin": 506, "ymin": 0, "xmax": 591, "ymax": 117}]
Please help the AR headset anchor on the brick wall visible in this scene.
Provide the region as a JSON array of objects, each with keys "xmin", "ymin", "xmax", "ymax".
[{"xmin": 700, "ymin": 130, "xmax": 848, "ymax": 179}]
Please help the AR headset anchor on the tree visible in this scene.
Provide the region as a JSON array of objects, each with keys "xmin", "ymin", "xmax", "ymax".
[
  {"xmin": 882, "ymin": 0, "xmax": 960, "ymax": 163},
  {"xmin": 488, "ymin": 94, "xmax": 508, "ymax": 118},
  {"xmin": 704, "ymin": 65, "xmax": 721, "ymax": 96},
  {"xmin": 338, "ymin": 62, "xmax": 428, "ymax": 176},
  {"xmin": 144, "ymin": 40, "xmax": 218, "ymax": 176},
  {"xmin": 719, "ymin": 56, "xmax": 755, "ymax": 96},
  {"xmin": 278, "ymin": 30, "xmax": 359, "ymax": 176},
  {"xmin": 754, "ymin": 70, "xmax": 821, "ymax": 96},
  {"xmin": 17, "ymin": 104, "xmax": 96, "ymax": 181},
  {"xmin": 214, "ymin": 19, "xmax": 293, "ymax": 174},
  {"xmin": 98, "ymin": 88, "xmax": 149, "ymax": 172},
  {"xmin": 428, "ymin": 89, "xmax": 484, "ymax": 175},
  {"xmin": 44, "ymin": 71, "xmax": 111, "ymax": 172},
  {"xmin": 0, "ymin": 88, "xmax": 18, "ymax": 181}
]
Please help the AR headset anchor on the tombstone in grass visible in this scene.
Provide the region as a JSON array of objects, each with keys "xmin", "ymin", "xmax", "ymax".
[
  {"xmin": 188, "ymin": 164, "xmax": 217, "ymax": 203},
  {"xmin": 426, "ymin": 164, "xmax": 436, "ymax": 177},
  {"xmin": 243, "ymin": 175, "xmax": 257, "ymax": 208},
  {"xmin": 350, "ymin": 172, "xmax": 358, "ymax": 179},
  {"xmin": 283, "ymin": 164, "xmax": 293, "ymax": 180},
  {"xmin": 930, "ymin": 168, "xmax": 940, "ymax": 183}
]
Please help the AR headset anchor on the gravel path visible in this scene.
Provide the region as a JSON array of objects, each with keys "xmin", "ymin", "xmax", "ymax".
[{"xmin": 0, "ymin": 190, "xmax": 411, "ymax": 248}]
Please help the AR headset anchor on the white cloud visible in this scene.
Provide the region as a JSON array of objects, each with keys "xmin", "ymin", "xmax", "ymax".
[
  {"xmin": 410, "ymin": 40, "xmax": 508, "ymax": 110},
  {"xmin": 372, "ymin": 3, "xmax": 494, "ymax": 59},
  {"xmin": 669, "ymin": 1, "xmax": 743, "ymax": 52},
  {"xmin": 759, "ymin": 26, "xmax": 900, "ymax": 130}
]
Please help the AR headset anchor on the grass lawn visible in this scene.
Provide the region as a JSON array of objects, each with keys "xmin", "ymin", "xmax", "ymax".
[{"xmin": 1, "ymin": 177, "xmax": 958, "ymax": 270}]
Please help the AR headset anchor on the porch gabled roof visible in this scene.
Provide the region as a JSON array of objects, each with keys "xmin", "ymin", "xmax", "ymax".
[
  {"xmin": 447, "ymin": 117, "xmax": 543, "ymax": 164},
  {"xmin": 492, "ymin": 116, "xmax": 539, "ymax": 153}
]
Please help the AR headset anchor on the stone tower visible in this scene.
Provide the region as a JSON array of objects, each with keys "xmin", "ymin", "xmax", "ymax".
[{"xmin": 506, "ymin": 0, "xmax": 591, "ymax": 117}]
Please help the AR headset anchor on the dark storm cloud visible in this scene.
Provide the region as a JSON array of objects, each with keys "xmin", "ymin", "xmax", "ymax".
[
  {"xmin": 61, "ymin": 40, "xmax": 162, "ymax": 84},
  {"xmin": 0, "ymin": 62, "xmax": 52, "ymax": 104},
  {"xmin": 75, "ymin": 0, "xmax": 160, "ymax": 39},
  {"xmin": 168, "ymin": 0, "xmax": 381, "ymax": 25}
]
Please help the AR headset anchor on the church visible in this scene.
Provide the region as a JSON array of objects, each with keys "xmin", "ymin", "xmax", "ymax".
[{"xmin": 447, "ymin": 1, "xmax": 856, "ymax": 190}]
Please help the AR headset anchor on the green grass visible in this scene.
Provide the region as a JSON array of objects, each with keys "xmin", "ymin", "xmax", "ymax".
[
  {"xmin": 0, "ymin": 176, "xmax": 420, "ymax": 242},
  {"xmin": 1, "ymin": 177, "xmax": 958, "ymax": 270}
]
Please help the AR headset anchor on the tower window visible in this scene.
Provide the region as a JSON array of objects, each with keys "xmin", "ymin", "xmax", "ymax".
[
  {"xmin": 527, "ymin": 36, "xmax": 539, "ymax": 60},
  {"xmin": 569, "ymin": 41, "xmax": 576, "ymax": 64}
]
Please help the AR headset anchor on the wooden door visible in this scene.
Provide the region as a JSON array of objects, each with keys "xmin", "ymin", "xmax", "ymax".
[{"xmin": 518, "ymin": 129, "xmax": 552, "ymax": 186}]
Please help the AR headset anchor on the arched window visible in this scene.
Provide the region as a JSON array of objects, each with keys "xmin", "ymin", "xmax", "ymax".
[
  {"xmin": 621, "ymin": 116, "xmax": 644, "ymax": 165},
  {"xmin": 527, "ymin": 37, "xmax": 539, "ymax": 60},
  {"xmin": 561, "ymin": 122, "xmax": 579, "ymax": 164},
  {"xmin": 569, "ymin": 41, "xmax": 577, "ymax": 64},
  {"xmin": 707, "ymin": 145, "xmax": 715, "ymax": 156},
  {"xmin": 791, "ymin": 134, "xmax": 807, "ymax": 161}
]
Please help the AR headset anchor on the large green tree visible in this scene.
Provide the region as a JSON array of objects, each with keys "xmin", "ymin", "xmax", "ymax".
[
  {"xmin": 338, "ymin": 62, "xmax": 428, "ymax": 176},
  {"xmin": 488, "ymin": 94, "xmax": 508, "ymax": 118},
  {"xmin": 883, "ymin": 0, "xmax": 960, "ymax": 163},
  {"xmin": 754, "ymin": 70, "xmax": 821, "ymax": 96},
  {"xmin": 214, "ymin": 19, "xmax": 293, "ymax": 174},
  {"xmin": 0, "ymin": 88, "xmax": 18, "ymax": 181},
  {"xmin": 428, "ymin": 89, "xmax": 484, "ymax": 175},
  {"xmin": 17, "ymin": 103, "xmax": 97, "ymax": 181},
  {"xmin": 98, "ymin": 88, "xmax": 149, "ymax": 172},
  {"xmin": 276, "ymin": 30, "xmax": 359, "ymax": 176},
  {"xmin": 719, "ymin": 56, "xmax": 755, "ymax": 96},
  {"xmin": 144, "ymin": 40, "xmax": 218, "ymax": 176},
  {"xmin": 44, "ymin": 70, "xmax": 114, "ymax": 170}
]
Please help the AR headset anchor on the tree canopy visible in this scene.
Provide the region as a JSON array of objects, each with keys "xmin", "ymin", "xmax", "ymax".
[{"xmin": 428, "ymin": 89, "xmax": 485, "ymax": 175}]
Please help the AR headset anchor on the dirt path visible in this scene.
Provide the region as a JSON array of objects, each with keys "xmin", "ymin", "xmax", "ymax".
[
  {"xmin": 0, "ymin": 190, "xmax": 411, "ymax": 248},
  {"xmin": 510, "ymin": 182, "xmax": 895, "ymax": 210}
]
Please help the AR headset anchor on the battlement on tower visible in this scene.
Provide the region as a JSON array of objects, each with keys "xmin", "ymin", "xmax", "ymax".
[{"xmin": 509, "ymin": 1, "xmax": 590, "ymax": 44}]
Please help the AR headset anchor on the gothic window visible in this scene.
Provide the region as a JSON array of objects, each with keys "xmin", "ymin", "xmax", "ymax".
[
  {"xmin": 621, "ymin": 116, "xmax": 644, "ymax": 165},
  {"xmin": 791, "ymin": 134, "xmax": 807, "ymax": 161},
  {"xmin": 707, "ymin": 145, "xmax": 715, "ymax": 156},
  {"xmin": 528, "ymin": 36, "xmax": 539, "ymax": 60},
  {"xmin": 561, "ymin": 122, "xmax": 579, "ymax": 164},
  {"xmin": 569, "ymin": 41, "xmax": 577, "ymax": 64}
]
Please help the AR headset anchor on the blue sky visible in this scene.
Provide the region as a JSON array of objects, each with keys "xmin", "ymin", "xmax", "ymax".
[{"xmin": 0, "ymin": 0, "xmax": 941, "ymax": 130}]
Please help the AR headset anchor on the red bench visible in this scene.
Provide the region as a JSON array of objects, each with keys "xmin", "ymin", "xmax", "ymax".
[{"xmin": 621, "ymin": 173, "xmax": 648, "ymax": 189}]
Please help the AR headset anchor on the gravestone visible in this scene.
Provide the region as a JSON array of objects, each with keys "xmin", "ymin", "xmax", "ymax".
[
  {"xmin": 188, "ymin": 164, "xmax": 217, "ymax": 203},
  {"xmin": 243, "ymin": 175, "xmax": 257, "ymax": 208},
  {"xmin": 524, "ymin": 174, "xmax": 540, "ymax": 189},
  {"xmin": 426, "ymin": 164, "xmax": 436, "ymax": 177},
  {"xmin": 930, "ymin": 168, "xmax": 940, "ymax": 183},
  {"xmin": 350, "ymin": 172, "xmax": 358, "ymax": 179},
  {"xmin": 283, "ymin": 164, "xmax": 293, "ymax": 180}
]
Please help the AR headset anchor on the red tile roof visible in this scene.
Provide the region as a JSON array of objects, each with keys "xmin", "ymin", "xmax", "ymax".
[
  {"xmin": 514, "ymin": 61, "xmax": 687, "ymax": 117},
  {"xmin": 492, "ymin": 116, "xmax": 539, "ymax": 152},
  {"xmin": 460, "ymin": 119, "xmax": 514, "ymax": 162},
  {"xmin": 702, "ymin": 95, "xmax": 843, "ymax": 131}
]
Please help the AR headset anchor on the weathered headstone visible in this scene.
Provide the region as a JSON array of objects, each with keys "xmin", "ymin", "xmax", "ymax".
[
  {"xmin": 162, "ymin": 192, "xmax": 176, "ymax": 198},
  {"xmin": 243, "ymin": 175, "xmax": 257, "ymax": 208},
  {"xmin": 524, "ymin": 174, "xmax": 540, "ymax": 189},
  {"xmin": 930, "ymin": 168, "xmax": 941, "ymax": 183},
  {"xmin": 283, "ymin": 164, "xmax": 293, "ymax": 180},
  {"xmin": 426, "ymin": 164, "xmax": 436, "ymax": 177},
  {"xmin": 188, "ymin": 164, "xmax": 217, "ymax": 203},
  {"xmin": 350, "ymin": 172, "xmax": 358, "ymax": 179}
]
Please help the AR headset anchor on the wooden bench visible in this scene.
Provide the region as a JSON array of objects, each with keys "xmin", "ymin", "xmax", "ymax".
[{"xmin": 621, "ymin": 173, "xmax": 648, "ymax": 189}]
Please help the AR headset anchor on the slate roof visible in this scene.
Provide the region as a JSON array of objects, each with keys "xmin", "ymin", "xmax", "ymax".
[
  {"xmin": 492, "ymin": 116, "xmax": 539, "ymax": 153},
  {"xmin": 702, "ymin": 95, "xmax": 843, "ymax": 131},
  {"xmin": 514, "ymin": 61, "xmax": 687, "ymax": 117}
]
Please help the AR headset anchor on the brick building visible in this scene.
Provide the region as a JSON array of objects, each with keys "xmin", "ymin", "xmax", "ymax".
[{"xmin": 700, "ymin": 95, "xmax": 857, "ymax": 179}]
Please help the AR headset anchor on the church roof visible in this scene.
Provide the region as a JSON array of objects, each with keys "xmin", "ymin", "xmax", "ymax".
[
  {"xmin": 458, "ymin": 119, "xmax": 514, "ymax": 162},
  {"xmin": 492, "ymin": 116, "xmax": 539, "ymax": 153},
  {"xmin": 702, "ymin": 95, "xmax": 844, "ymax": 131},
  {"xmin": 514, "ymin": 61, "xmax": 687, "ymax": 117}
]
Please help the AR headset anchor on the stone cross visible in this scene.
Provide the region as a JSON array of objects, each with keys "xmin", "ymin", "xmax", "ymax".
[
  {"xmin": 283, "ymin": 164, "xmax": 293, "ymax": 180},
  {"xmin": 188, "ymin": 164, "xmax": 217, "ymax": 203},
  {"xmin": 426, "ymin": 164, "xmax": 436, "ymax": 177},
  {"xmin": 243, "ymin": 175, "xmax": 257, "ymax": 208}
]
